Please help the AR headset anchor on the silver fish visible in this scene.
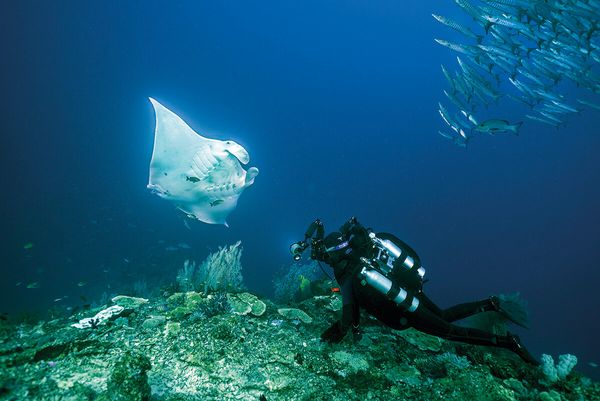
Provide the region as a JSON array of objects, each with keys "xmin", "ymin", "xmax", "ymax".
[
  {"xmin": 576, "ymin": 98, "xmax": 600, "ymax": 110},
  {"xmin": 538, "ymin": 111, "xmax": 564, "ymax": 124},
  {"xmin": 550, "ymin": 100, "xmax": 579, "ymax": 113},
  {"xmin": 438, "ymin": 131, "xmax": 469, "ymax": 148},
  {"xmin": 441, "ymin": 64, "xmax": 455, "ymax": 90},
  {"xmin": 526, "ymin": 114, "xmax": 561, "ymax": 127},
  {"xmin": 432, "ymin": 14, "xmax": 483, "ymax": 43},
  {"xmin": 454, "ymin": 0, "xmax": 485, "ymax": 23},
  {"xmin": 435, "ymin": 39, "xmax": 478, "ymax": 56}
]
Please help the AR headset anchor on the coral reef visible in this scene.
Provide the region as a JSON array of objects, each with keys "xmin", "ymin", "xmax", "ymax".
[
  {"xmin": 176, "ymin": 260, "xmax": 197, "ymax": 293},
  {"xmin": 0, "ymin": 292, "xmax": 597, "ymax": 401},
  {"xmin": 177, "ymin": 242, "xmax": 246, "ymax": 294},
  {"xmin": 273, "ymin": 260, "xmax": 322, "ymax": 303},
  {"xmin": 540, "ymin": 353, "xmax": 578, "ymax": 385}
]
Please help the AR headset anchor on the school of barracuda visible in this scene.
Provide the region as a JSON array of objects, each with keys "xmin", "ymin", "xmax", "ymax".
[{"xmin": 434, "ymin": 0, "xmax": 600, "ymax": 147}]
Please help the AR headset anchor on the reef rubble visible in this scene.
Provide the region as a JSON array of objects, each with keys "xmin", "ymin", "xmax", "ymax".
[{"xmin": 0, "ymin": 292, "xmax": 597, "ymax": 401}]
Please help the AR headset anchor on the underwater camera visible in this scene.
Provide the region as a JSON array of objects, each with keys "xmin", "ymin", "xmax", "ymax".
[{"xmin": 289, "ymin": 240, "xmax": 309, "ymax": 261}]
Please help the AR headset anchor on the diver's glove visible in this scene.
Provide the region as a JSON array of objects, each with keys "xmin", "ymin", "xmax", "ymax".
[{"xmin": 321, "ymin": 321, "xmax": 347, "ymax": 343}]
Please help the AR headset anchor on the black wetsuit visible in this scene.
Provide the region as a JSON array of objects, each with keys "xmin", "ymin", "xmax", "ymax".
[{"xmin": 317, "ymin": 220, "xmax": 538, "ymax": 364}]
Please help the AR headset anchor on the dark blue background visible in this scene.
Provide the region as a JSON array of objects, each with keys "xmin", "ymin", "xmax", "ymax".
[{"xmin": 1, "ymin": 1, "xmax": 598, "ymax": 379}]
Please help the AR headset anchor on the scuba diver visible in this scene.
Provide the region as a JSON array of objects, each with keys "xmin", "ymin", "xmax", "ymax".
[{"xmin": 289, "ymin": 217, "xmax": 539, "ymax": 365}]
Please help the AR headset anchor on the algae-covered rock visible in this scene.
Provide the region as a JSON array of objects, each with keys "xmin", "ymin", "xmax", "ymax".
[
  {"xmin": 539, "ymin": 390, "xmax": 562, "ymax": 401},
  {"xmin": 385, "ymin": 363, "xmax": 421, "ymax": 385},
  {"xmin": 166, "ymin": 306, "xmax": 192, "ymax": 320},
  {"xmin": 227, "ymin": 292, "xmax": 266, "ymax": 316},
  {"xmin": 166, "ymin": 292, "xmax": 185, "ymax": 308},
  {"xmin": 228, "ymin": 295, "xmax": 252, "ymax": 315},
  {"xmin": 184, "ymin": 291, "xmax": 203, "ymax": 307},
  {"xmin": 111, "ymin": 295, "xmax": 148, "ymax": 309},
  {"xmin": 237, "ymin": 292, "xmax": 267, "ymax": 316},
  {"xmin": 397, "ymin": 327, "xmax": 443, "ymax": 352},
  {"xmin": 327, "ymin": 295, "xmax": 343, "ymax": 312},
  {"xmin": 332, "ymin": 351, "xmax": 370, "ymax": 374},
  {"xmin": 107, "ymin": 351, "xmax": 151, "ymax": 401},
  {"xmin": 504, "ymin": 378, "xmax": 528, "ymax": 396},
  {"xmin": 437, "ymin": 370, "xmax": 518, "ymax": 401},
  {"xmin": 142, "ymin": 315, "xmax": 166, "ymax": 330},
  {"xmin": 164, "ymin": 322, "xmax": 181, "ymax": 338},
  {"xmin": 277, "ymin": 308, "xmax": 313, "ymax": 324}
]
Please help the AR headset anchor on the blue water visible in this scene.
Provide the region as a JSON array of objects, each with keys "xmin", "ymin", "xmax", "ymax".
[{"xmin": 1, "ymin": 1, "xmax": 599, "ymax": 380}]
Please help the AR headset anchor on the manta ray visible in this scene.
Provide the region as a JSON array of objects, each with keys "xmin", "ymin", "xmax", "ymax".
[{"xmin": 148, "ymin": 98, "xmax": 259, "ymax": 226}]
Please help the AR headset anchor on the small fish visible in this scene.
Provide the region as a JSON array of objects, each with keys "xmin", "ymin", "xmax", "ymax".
[
  {"xmin": 434, "ymin": 39, "xmax": 478, "ymax": 56},
  {"xmin": 15, "ymin": 282, "xmax": 22, "ymax": 287},
  {"xmin": 77, "ymin": 281, "xmax": 87, "ymax": 287},
  {"xmin": 26, "ymin": 282, "xmax": 39, "ymax": 289},
  {"xmin": 210, "ymin": 199, "xmax": 224, "ymax": 207},
  {"xmin": 23, "ymin": 243, "xmax": 34, "ymax": 250},
  {"xmin": 178, "ymin": 243, "xmax": 191, "ymax": 249},
  {"xmin": 577, "ymin": 98, "xmax": 600, "ymax": 110},
  {"xmin": 438, "ymin": 131, "xmax": 468, "ymax": 148},
  {"xmin": 441, "ymin": 64, "xmax": 455, "ymax": 90},
  {"xmin": 474, "ymin": 119, "xmax": 522, "ymax": 135},
  {"xmin": 186, "ymin": 176, "xmax": 201, "ymax": 183},
  {"xmin": 454, "ymin": 0, "xmax": 485, "ymax": 23},
  {"xmin": 165, "ymin": 246, "xmax": 178, "ymax": 251},
  {"xmin": 526, "ymin": 114, "xmax": 560, "ymax": 127},
  {"xmin": 53, "ymin": 298, "xmax": 64, "ymax": 302},
  {"xmin": 589, "ymin": 362, "xmax": 598, "ymax": 368},
  {"xmin": 432, "ymin": 14, "xmax": 482, "ymax": 43},
  {"xmin": 123, "ymin": 258, "xmax": 130, "ymax": 263}
]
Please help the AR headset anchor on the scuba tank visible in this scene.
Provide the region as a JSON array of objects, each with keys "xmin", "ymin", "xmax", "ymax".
[{"xmin": 358, "ymin": 232, "xmax": 426, "ymax": 313}]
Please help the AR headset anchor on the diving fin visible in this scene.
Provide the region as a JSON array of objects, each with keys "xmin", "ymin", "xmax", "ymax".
[{"xmin": 490, "ymin": 293, "xmax": 530, "ymax": 329}]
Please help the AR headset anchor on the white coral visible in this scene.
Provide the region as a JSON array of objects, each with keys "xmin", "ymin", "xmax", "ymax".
[
  {"xmin": 176, "ymin": 259, "xmax": 197, "ymax": 292},
  {"xmin": 197, "ymin": 241, "xmax": 244, "ymax": 292},
  {"xmin": 540, "ymin": 353, "xmax": 578, "ymax": 384}
]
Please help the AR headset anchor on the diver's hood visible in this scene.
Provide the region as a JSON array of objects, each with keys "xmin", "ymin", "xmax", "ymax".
[{"xmin": 323, "ymin": 232, "xmax": 351, "ymax": 254}]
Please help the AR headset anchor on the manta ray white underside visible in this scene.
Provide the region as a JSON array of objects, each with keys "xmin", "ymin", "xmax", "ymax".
[{"xmin": 148, "ymin": 98, "xmax": 259, "ymax": 226}]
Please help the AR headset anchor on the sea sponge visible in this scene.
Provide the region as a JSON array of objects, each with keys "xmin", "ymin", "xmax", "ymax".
[
  {"xmin": 540, "ymin": 353, "xmax": 578, "ymax": 384},
  {"xmin": 277, "ymin": 308, "xmax": 313, "ymax": 324}
]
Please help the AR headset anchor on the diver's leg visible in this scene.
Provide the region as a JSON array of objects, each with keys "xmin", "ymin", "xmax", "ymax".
[
  {"xmin": 416, "ymin": 293, "xmax": 444, "ymax": 317},
  {"xmin": 410, "ymin": 304, "xmax": 498, "ymax": 345},
  {"xmin": 419, "ymin": 293, "xmax": 491, "ymax": 322},
  {"xmin": 408, "ymin": 305, "xmax": 539, "ymax": 365},
  {"xmin": 443, "ymin": 296, "xmax": 530, "ymax": 328},
  {"xmin": 440, "ymin": 299, "xmax": 492, "ymax": 322}
]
